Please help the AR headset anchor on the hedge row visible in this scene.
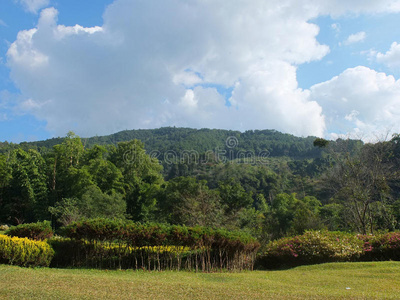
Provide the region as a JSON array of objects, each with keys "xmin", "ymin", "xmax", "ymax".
[
  {"xmin": 59, "ymin": 218, "xmax": 260, "ymax": 271},
  {"xmin": 0, "ymin": 234, "xmax": 54, "ymax": 267},
  {"xmin": 49, "ymin": 237, "xmax": 211, "ymax": 271},
  {"xmin": 3, "ymin": 219, "xmax": 400, "ymax": 271},
  {"xmin": 5, "ymin": 221, "xmax": 53, "ymax": 241}
]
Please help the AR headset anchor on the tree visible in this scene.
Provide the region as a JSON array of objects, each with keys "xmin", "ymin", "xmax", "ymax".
[
  {"xmin": 322, "ymin": 140, "xmax": 394, "ymax": 234},
  {"xmin": 313, "ymin": 138, "xmax": 329, "ymax": 148},
  {"xmin": 109, "ymin": 140, "xmax": 163, "ymax": 221},
  {"xmin": 49, "ymin": 132, "xmax": 92, "ymax": 202},
  {"xmin": 79, "ymin": 185, "xmax": 126, "ymax": 219},
  {"xmin": 218, "ymin": 178, "xmax": 253, "ymax": 213},
  {"xmin": 289, "ymin": 196, "xmax": 323, "ymax": 235},
  {"xmin": 82, "ymin": 145, "xmax": 125, "ymax": 195},
  {"xmin": 49, "ymin": 186, "xmax": 126, "ymax": 226},
  {"xmin": 264, "ymin": 193, "xmax": 323, "ymax": 239},
  {"xmin": 157, "ymin": 177, "xmax": 225, "ymax": 227},
  {"xmin": 2, "ymin": 149, "xmax": 49, "ymax": 223},
  {"xmin": 48, "ymin": 198, "xmax": 82, "ymax": 226}
]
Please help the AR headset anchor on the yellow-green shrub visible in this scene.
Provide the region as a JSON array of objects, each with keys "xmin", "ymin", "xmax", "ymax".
[{"xmin": 0, "ymin": 234, "xmax": 54, "ymax": 267}]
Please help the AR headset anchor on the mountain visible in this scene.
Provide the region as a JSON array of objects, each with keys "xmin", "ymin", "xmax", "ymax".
[{"xmin": 3, "ymin": 127, "xmax": 327, "ymax": 159}]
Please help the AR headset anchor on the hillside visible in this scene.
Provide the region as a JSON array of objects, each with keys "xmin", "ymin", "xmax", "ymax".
[{"xmin": 2, "ymin": 127, "xmax": 330, "ymax": 159}]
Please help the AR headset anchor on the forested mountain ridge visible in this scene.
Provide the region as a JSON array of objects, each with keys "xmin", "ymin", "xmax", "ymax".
[{"xmin": 1, "ymin": 127, "xmax": 353, "ymax": 159}]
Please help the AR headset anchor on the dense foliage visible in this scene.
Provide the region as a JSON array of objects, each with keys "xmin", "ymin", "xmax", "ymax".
[
  {"xmin": 257, "ymin": 230, "xmax": 400, "ymax": 269},
  {"xmin": 0, "ymin": 234, "xmax": 54, "ymax": 267},
  {"xmin": 6, "ymin": 221, "xmax": 53, "ymax": 241},
  {"xmin": 51, "ymin": 218, "xmax": 259, "ymax": 271},
  {"xmin": 360, "ymin": 232, "xmax": 400, "ymax": 261},
  {"xmin": 4, "ymin": 127, "xmax": 325, "ymax": 159},
  {"xmin": 257, "ymin": 231, "xmax": 363, "ymax": 269},
  {"xmin": 0, "ymin": 128, "xmax": 399, "ymax": 249}
]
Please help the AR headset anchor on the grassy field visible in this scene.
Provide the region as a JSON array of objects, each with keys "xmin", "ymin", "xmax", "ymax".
[{"xmin": 0, "ymin": 262, "xmax": 399, "ymax": 299}]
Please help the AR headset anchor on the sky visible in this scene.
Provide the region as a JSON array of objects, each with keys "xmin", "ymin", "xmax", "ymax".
[{"xmin": 1, "ymin": 0, "xmax": 400, "ymax": 143}]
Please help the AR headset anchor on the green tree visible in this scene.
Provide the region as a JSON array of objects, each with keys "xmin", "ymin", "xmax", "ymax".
[
  {"xmin": 157, "ymin": 177, "xmax": 225, "ymax": 227},
  {"xmin": 48, "ymin": 197, "xmax": 82, "ymax": 226},
  {"xmin": 109, "ymin": 140, "xmax": 163, "ymax": 221},
  {"xmin": 49, "ymin": 186, "xmax": 126, "ymax": 225},
  {"xmin": 3, "ymin": 149, "xmax": 49, "ymax": 223},
  {"xmin": 218, "ymin": 178, "xmax": 253, "ymax": 213},
  {"xmin": 289, "ymin": 196, "xmax": 323, "ymax": 235},
  {"xmin": 79, "ymin": 185, "xmax": 126, "ymax": 219},
  {"xmin": 322, "ymin": 141, "xmax": 394, "ymax": 234},
  {"xmin": 82, "ymin": 145, "xmax": 125, "ymax": 194},
  {"xmin": 48, "ymin": 132, "xmax": 92, "ymax": 202}
]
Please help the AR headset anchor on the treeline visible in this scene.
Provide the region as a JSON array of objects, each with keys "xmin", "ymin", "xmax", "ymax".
[
  {"xmin": 0, "ymin": 130, "xmax": 400, "ymax": 245},
  {"xmin": 1, "ymin": 127, "xmax": 347, "ymax": 159}
]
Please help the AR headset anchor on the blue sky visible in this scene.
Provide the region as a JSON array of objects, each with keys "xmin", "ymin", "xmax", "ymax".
[
  {"xmin": 1, "ymin": 0, "xmax": 400, "ymax": 143},
  {"xmin": 298, "ymin": 13, "xmax": 400, "ymax": 88}
]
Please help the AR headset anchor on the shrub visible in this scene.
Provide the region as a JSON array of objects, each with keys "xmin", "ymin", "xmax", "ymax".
[
  {"xmin": 0, "ymin": 234, "xmax": 54, "ymax": 267},
  {"xmin": 360, "ymin": 232, "xmax": 400, "ymax": 261},
  {"xmin": 0, "ymin": 225, "xmax": 9, "ymax": 231},
  {"xmin": 6, "ymin": 221, "xmax": 53, "ymax": 241},
  {"xmin": 257, "ymin": 231, "xmax": 363, "ymax": 269}
]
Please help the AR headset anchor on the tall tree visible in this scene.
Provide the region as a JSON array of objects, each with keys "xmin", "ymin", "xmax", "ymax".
[
  {"xmin": 322, "ymin": 140, "xmax": 394, "ymax": 234},
  {"xmin": 109, "ymin": 140, "xmax": 163, "ymax": 221},
  {"xmin": 2, "ymin": 149, "xmax": 49, "ymax": 223}
]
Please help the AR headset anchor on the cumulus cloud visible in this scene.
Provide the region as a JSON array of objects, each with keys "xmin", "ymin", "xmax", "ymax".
[
  {"xmin": 314, "ymin": 0, "xmax": 400, "ymax": 16},
  {"xmin": 15, "ymin": 0, "xmax": 50, "ymax": 14},
  {"xmin": 6, "ymin": 0, "xmax": 400, "ymax": 139},
  {"xmin": 343, "ymin": 31, "xmax": 366, "ymax": 45},
  {"xmin": 310, "ymin": 66, "xmax": 400, "ymax": 141},
  {"xmin": 376, "ymin": 42, "xmax": 400, "ymax": 68}
]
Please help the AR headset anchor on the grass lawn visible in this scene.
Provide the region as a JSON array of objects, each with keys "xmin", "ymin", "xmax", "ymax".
[{"xmin": 0, "ymin": 261, "xmax": 399, "ymax": 299}]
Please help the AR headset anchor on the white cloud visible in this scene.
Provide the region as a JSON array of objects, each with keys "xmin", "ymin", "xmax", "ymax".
[
  {"xmin": 314, "ymin": 0, "xmax": 400, "ymax": 16},
  {"xmin": 6, "ymin": 0, "xmax": 400, "ymax": 139},
  {"xmin": 229, "ymin": 61, "xmax": 325, "ymax": 137},
  {"xmin": 376, "ymin": 42, "xmax": 400, "ymax": 68},
  {"xmin": 310, "ymin": 66, "xmax": 400, "ymax": 141},
  {"xmin": 343, "ymin": 31, "xmax": 366, "ymax": 45},
  {"xmin": 16, "ymin": 0, "xmax": 50, "ymax": 14},
  {"xmin": 0, "ymin": 19, "xmax": 7, "ymax": 27},
  {"xmin": 331, "ymin": 23, "xmax": 340, "ymax": 35},
  {"xmin": 173, "ymin": 71, "xmax": 203, "ymax": 87}
]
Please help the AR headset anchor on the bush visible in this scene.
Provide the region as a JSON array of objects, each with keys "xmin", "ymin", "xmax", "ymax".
[
  {"xmin": 257, "ymin": 231, "xmax": 363, "ymax": 269},
  {"xmin": 0, "ymin": 234, "xmax": 54, "ymax": 267},
  {"xmin": 6, "ymin": 221, "xmax": 53, "ymax": 241},
  {"xmin": 0, "ymin": 225, "xmax": 9, "ymax": 231},
  {"xmin": 360, "ymin": 232, "xmax": 400, "ymax": 261}
]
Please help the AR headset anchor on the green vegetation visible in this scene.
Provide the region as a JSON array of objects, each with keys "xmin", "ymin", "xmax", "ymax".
[
  {"xmin": 6, "ymin": 220, "xmax": 53, "ymax": 240},
  {"xmin": 0, "ymin": 234, "xmax": 54, "ymax": 267},
  {"xmin": 3, "ymin": 127, "xmax": 327, "ymax": 159},
  {"xmin": 1, "ymin": 128, "xmax": 400, "ymax": 273},
  {"xmin": 0, "ymin": 128, "xmax": 399, "ymax": 244},
  {"xmin": 49, "ymin": 218, "xmax": 259, "ymax": 271},
  {"xmin": 0, "ymin": 262, "xmax": 399, "ymax": 299},
  {"xmin": 257, "ymin": 231, "xmax": 364, "ymax": 269}
]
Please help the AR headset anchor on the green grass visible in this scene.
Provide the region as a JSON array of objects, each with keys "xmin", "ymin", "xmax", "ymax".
[{"xmin": 1, "ymin": 262, "xmax": 399, "ymax": 299}]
